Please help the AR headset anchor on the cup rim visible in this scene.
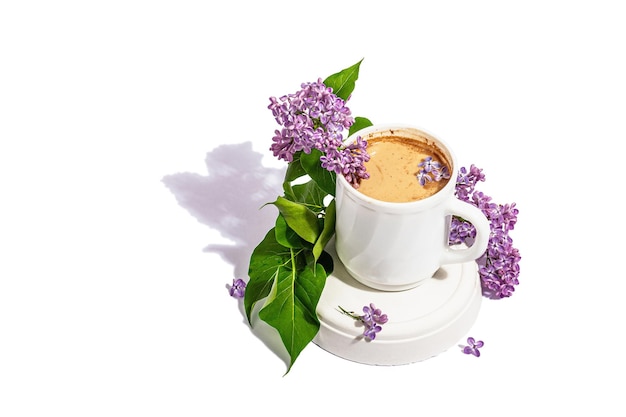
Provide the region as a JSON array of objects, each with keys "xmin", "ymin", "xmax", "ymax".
[{"xmin": 337, "ymin": 123, "xmax": 458, "ymax": 210}]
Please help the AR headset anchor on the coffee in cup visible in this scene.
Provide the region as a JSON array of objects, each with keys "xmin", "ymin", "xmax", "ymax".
[
  {"xmin": 334, "ymin": 125, "xmax": 490, "ymax": 291},
  {"xmin": 357, "ymin": 134, "xmax": 451, "ymax": 203}
]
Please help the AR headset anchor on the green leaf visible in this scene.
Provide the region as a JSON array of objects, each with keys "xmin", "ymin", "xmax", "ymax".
[
  {"xmin": 259, "ymin": 259, "xmax": 328, "ymax": 373},
  {"xmin": 272, "ymin": 196, "xmax": 320, "ymax": 244},
  {"xmin": 285, "ymin": 152, "xmax": 307, "ymax": 182},
  {"xmin": 290, "ymin": 180, "xmax": 327, "ymax": 210},
  {"xmin": 275, "ymin": 214, "xmax": 304, "ymax": 249},
  {"xmin": 349, "ymin": 116, "xmax": 373, "ymax": 136},
  {"xmin": 244, "ymin": 58, "xmax": 371, "ymax": 373},
  {"xmin": 323, "ymin": 59, "xmax": 363, "ymax": 102},
  {"xmin": 312, "ymin": 199, "xmax": 336, "ymax": 262},
  {"xmin": 300, "ymin": 149, "xmax": 337, "ymax": 196},
  {"xmin": 245, "ymin": 228, "xmax": 292, "ymax": 323}
]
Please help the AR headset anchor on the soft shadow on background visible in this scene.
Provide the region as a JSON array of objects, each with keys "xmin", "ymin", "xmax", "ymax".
[
  {"xmin": 162, "ymin": 142, "xmax": 285, "ymax": 278},
  {"xmin": 162, "ymin": 142, "xmax": 291, "ymax": 366}
]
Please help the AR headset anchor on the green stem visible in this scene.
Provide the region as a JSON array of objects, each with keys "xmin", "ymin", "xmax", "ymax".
[{"xmin": 338, "ymin": 306, "xmax": 361, "ymax": 321}]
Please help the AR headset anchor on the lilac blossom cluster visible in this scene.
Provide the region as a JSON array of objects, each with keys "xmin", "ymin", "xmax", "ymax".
[
  {"xmin": 339, "ymin": 303, "xmax": 388, "ymax": 340},
  {"xmin": 268, "ymin": 79, "xmax": 370, "ymax": 187},
  {"xmin": 416, "ymin": 156, "xmax": 451, "ymax": 186},
  {"xmin": 449, "ymin": 165, "xmax": 521, "ymax": 299},
  {"xmin": 360, "ymin": 303, "xmax": 389, "ymax": 340}
]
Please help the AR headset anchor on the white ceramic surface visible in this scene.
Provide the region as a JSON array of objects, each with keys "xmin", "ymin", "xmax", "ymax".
[
  {"xmin": 313, "ymin": 241, "xmax": 482, "ymax": 366},
  {"xmin": 335, "ymin": 124, "xmax": 491, "ymax": 291}
]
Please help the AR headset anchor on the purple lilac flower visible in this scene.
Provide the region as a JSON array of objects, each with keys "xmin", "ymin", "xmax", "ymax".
[
  {"xmin": 361, "ymin": 303, "xmax": 389, "ymax": 327},
  {"xmin": 462, "ymin": 337, "xmax": 484, "ymax": 357},
  {"xmin": 416, "ymin": 170, "xmax": 432, "ymax": 186},
  {"xmin": 228, "ymin": 278, "xmax": 246, "ymax": 298},
  {"xmin": 268, "ymin": 79, "xmax": 370, "ymax": 187},
  {"xmin": 416, "ymin": 156, "xmax": 450, "ymax": 186},
  {"xmin": 434, "ymin": 165, "xmax": 450, "ymax": 181},
  {"xmin": 363, "ymin": 324, "xmax": 383, "ymax": 340},
  {"xmin": 338, "ymin": 304, "xmax": 388, "ymax": 341},
  {"xmin": 449, "ymin": 166, "xmax": 521, "ymax": 299},
  {"xmin": 418, "ymin": 156, "xmax": 440, "ymax": 173},
  {"xmin": 455, "ymin": 164, "xmax": 485, "ymax": 201},
  {"xmin": 320, "ymin": 134, "xmax": 370, "ymax": 188}
]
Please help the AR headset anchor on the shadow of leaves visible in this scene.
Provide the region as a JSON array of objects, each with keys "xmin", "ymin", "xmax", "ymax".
[{"xmin": 162, "ymin": 142, "xmax": 285, "ymax": 278}]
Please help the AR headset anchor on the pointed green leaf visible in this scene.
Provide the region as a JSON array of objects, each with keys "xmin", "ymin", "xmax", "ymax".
[
  {"xmin": 285, "ymin": 152, "xmax": 307, "ymax": 182},
  {"xmin": 275, "ymin": 214, "xmax": 304, "ymax": 249},
  {"xmin": 290, "ymin": 179, "xmax": 327, "ymax": 210},
  {"xmin": 282, "ymin": 181, "xmax": 294, "ymax": 201},
  {"xmin": 349, "ymin": 116, "xmax": 373, "ymax": 136},
  {"xmin": 245, "ymin": 228, "xmax": 292, "ymax": 323},
  {"xmin": 300, "ymin": 149, "xmax": 337, "ymax": 196},
  {"xmin": 312, "ymin": 199, "xmax": 336, "ymax": 262},
  {"xmin": 259, "ymin": 260, "xmax": 328, "ymax": 373},
  {"xmin": 323, "ymin": 59, "xmax": 363, "ymax": 102},
  {"xmin": 272, "ymin": 197, "xmax": 320, "ymax": 243}
]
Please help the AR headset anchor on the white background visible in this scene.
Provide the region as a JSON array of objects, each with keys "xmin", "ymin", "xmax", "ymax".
[{"xmin": 1, "ymin": 1, "xmax": 624, "ymax": 416}]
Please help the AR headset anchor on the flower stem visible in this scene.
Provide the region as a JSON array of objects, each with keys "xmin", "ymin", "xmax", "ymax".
[{"xmin": 338, "ymin": 306, "xmax": 361, "ymax": 321}]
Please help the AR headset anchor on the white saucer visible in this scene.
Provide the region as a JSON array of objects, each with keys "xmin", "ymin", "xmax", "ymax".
[{"xmin": 313, "ymin": 241, "xmax": 482, "ymax": 365}]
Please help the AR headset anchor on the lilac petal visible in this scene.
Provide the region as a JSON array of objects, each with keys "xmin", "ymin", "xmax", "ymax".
[
  {"xmin": 363, "ymin": 324, "xmax": 382, "ymax": 340},
  {"xmin": 463, "ymin": 346, "xmax": 474, "ymax": 355},
  {"xmin": 467, "ymin": 337, "xmax": 476, "ymax": 346},
  {"xmin": 474, "ymin": 340, "xmax": 484, "ymax": 348}
]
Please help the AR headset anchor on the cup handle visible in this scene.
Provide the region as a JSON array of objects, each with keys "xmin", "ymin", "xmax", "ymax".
[{"xmin": 440, "ymin": 198, "xmax": 491, "ymax": 265}]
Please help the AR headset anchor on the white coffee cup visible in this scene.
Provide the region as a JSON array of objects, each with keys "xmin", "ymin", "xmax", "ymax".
[{"xmin": 334, "ymin": 125, "xmax": 490, "ymax": 291}]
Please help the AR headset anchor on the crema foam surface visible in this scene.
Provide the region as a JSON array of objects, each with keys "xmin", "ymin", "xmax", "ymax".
[{"xmin": 357, "ymin": 136, "xmax": 451, "ymax": 203}]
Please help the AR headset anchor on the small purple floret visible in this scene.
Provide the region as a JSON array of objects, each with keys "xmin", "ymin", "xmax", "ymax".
[
  {"xmin": 359, "ymin": 303, "xmax": 388, "ymax": 340},
  {"xmin": 339, "ymin": 303, "xmax": 389, "ymax": 341},
  {"xmin": 462, "ymin": 337, "xmax": 484, "ymax": 357},
  {"xmin": 361, "ymin": 303, "xmax": 388, "ymax": 327},
  {"xmin": 416, "ymin": 156, "xmax": 450, "ymax": 186},
  {"xmin": 363, "ymin": 324, "xmax": 383, "ymax": 340},
  {"xmin": 229, "ymin": 278, "xmax": 246, "ymax": 298}
]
